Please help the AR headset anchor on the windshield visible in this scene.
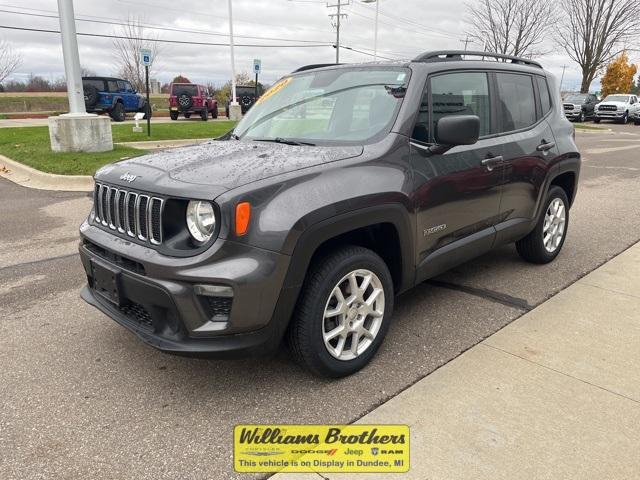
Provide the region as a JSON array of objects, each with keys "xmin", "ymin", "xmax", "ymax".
[
  {"xmin": 565, "ymin": 94, "xmax": 586, "ymax": 103},
  {"xmin": 603, "ymin": 95, "xmax": 629, "ymax": 103},
  {"xmin": 234, "ymin": 67, "xmax": 409, "ymax": 145}
]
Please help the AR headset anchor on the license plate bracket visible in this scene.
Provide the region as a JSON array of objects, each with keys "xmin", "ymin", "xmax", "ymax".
[{"xmin": 91, "ymin": 260, "xmax": 122, "ymax": 306}]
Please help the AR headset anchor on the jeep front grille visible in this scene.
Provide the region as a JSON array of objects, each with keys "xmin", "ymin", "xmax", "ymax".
[{"xmin": 94, "ymin": 183, "xmax": 163, "ymax": 245}]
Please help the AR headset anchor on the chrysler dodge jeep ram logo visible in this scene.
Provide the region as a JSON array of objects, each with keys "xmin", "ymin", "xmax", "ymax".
[{"xmin": 119, "ymin": 172, "xmax": 138, "ymax": 183}]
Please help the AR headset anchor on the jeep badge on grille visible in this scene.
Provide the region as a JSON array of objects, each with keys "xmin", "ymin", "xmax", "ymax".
[{"xmin": 119, "ymin": 172, "xmax": 138, "ymax": 183}]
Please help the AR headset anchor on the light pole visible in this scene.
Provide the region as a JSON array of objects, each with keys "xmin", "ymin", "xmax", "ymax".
[
  {"xmin": 48, "ymin": 0, "xmax": 112, "ymax": 152},
  {"xmin": 361, "ymin": 0, "xmax": 379, "ymax": 61},
  {"xmin": 227, "ymin": 0, "xmax": 241, "ymax": 120}
]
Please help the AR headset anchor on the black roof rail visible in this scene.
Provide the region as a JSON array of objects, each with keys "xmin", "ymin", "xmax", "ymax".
[
  {"xmin": 292, "ymin": 63, "xmax": 341, "ymax": 73},
  {"xmin": 413, "ymin": 50, "xmax": 542, "ymax": 68}
]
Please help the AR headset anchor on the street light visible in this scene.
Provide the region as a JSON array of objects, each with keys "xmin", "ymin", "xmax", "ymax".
[
  {"xmin": 361, "ymin": 0, "xmax": 379, "ymax": 61},
  {"xmin": 227, "ymin": 0, "xmax": 241, "ymax": 120}
]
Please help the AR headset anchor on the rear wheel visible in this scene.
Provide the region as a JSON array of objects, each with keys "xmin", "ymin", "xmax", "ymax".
[
  {"xmin": 211, "ymin": 106, "xmax": 218, "ymax": 119},
  {"xmin": 287, "ymin": 246, "xmax": 394, "ymax": 377},
  {"xmin": 516, "ymin": 186, "xmax": 569, "ymax": 264},
  {"xmin": 109, "ymin": 102, "xmax": 126, "ymax": 122},
  {"xmin": 170, "ymin": 111, "xmax": 178, "ymax": 120}
]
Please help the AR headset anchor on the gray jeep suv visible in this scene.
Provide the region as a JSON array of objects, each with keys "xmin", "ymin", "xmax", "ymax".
[{"xmin": 79, "ymin": 51, "xmax": 580, "ymax": 377}]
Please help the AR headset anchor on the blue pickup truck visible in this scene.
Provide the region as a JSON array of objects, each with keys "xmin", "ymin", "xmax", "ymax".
[{"xmin": 82, "ymin": 76, "xmax": 150, "ymax": 122}]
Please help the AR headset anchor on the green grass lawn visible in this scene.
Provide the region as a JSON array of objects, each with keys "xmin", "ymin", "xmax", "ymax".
[
  {"xmin": 0, "ymin": 121, "xmax": 236, "ymax": 175},
  {"xmin": 573, "ymin": 123, "xmax": 608, "ymax": 131}
]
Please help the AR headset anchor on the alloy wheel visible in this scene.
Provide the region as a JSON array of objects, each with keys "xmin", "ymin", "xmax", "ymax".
[
  {"xmin": 543, "ymin": 198, "xmax": 566, "ymax": 253},
  {"xmin": 322, "ymin": 269, "xmax": 385, "ymax": 361}
]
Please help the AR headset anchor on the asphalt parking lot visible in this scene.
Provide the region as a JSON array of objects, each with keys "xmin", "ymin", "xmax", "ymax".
[{"xmin": 1, "ymin": 123, "xmax": 639, "ymax": 480}]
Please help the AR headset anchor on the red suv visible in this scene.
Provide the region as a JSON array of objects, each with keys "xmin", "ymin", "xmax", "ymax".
[{"xmin": 169, "ymin": 83, "xmax": 218, "ymax": 121}]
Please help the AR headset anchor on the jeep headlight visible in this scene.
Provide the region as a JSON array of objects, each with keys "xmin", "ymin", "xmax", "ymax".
[{"xmin": 186, "ymin": 200, "xmax": 216, "ymax": 243}]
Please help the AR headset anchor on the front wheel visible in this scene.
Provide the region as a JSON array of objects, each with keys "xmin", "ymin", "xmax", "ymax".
[
  {"xmin": 287, "ymin": 246, "xmax": 394, "ymax": 377},
  {"xmin": 621, "ymin": 111, "xmax": 629, "ymax": 124},
  {"xmin": 201, "ymin": 108, "xmax": 208, "ymax": 121},
  {"xmin": 516, "ymin": 186, "xmax": 569, "ymax": 264}
]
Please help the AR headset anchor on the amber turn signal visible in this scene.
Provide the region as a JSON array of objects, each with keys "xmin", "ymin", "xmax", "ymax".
[{"xmin": 235, "ymin": 202, "xmax": 251, "ymax": 236}]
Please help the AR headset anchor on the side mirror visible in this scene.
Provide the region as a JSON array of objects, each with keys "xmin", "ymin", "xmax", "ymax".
[{"xmin": 435, "ymin": 115, "xmax": 480, "ymax": 146}]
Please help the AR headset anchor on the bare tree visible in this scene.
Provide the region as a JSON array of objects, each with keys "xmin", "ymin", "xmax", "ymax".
[
  {"xmin": 0, "ymin": 38, "xmax": 22, "ymax": 85},
  {"xmin": 112, "ymin": 16, "xmax": 161, "ymax": 91},
  {"xmin": 558, "ymin": 0, "xmax": 640, "ymax": 93},
  {"xmin": 466, "ymin": 0, "xmax": 557, "ymax": 57}
]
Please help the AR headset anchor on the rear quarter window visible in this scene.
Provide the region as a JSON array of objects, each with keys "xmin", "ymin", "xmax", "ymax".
[{"xmin": 536, "ymin": 76, "xmax": 552, "ymax": 116}]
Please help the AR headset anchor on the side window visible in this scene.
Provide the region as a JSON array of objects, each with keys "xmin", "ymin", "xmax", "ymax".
[
  {"xmin": 495, "ymin": 73, "xmax": 536, "ymax": 132},
  {"xmin": 536, "ymin": 76, "xmax": 552, "ymax": 116},
  {"xmin": 107, "ymin": 80, "xmax": 119, "ymax": 93},
  {"xmin": 124, "ymin": 81, "xmax": 134, "ymax": 92},
  {"xmin": 412, "ymin": 72, "xmax": 491, "ymax": 142}
]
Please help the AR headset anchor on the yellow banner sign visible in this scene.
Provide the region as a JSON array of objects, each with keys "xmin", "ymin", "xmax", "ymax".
[
  {"xmin": 255, "ymin": 77, "xmax": 292, "ymax": 105},
  {"xmin": 234, "ymin": 424, "xmax": 410, "ymax": 473}
]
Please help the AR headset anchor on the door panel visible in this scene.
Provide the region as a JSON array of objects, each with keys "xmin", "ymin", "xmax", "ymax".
[
  {"xmin": 495, "ymin": 73, "xmax": 557, "ymax": 237},
  {"xmin": 410, "ymin": 71, "xmax": 503, "ymax": 277}
]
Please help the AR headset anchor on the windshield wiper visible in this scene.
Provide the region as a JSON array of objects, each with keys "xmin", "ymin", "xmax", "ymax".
[{"xmin": 253, "ymin": 137, "xmax": 316, "ymax": 146}]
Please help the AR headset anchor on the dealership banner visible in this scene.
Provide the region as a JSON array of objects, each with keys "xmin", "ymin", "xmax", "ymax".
[{"xmin": 234, "ymin": 424, "xmax": 410, "ymax": 473}]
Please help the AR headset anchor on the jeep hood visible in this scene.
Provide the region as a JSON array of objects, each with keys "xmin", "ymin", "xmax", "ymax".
[{"xmin": 95, "ymin": 140, "xmax": 363, "ymax": 197}]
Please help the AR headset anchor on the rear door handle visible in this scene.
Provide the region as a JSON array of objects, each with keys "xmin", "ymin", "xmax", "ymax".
[
  {"xmin": 536, "ymin": 141, "xmax": 556, "ymax": 152},
  {"xmin": 481, "ymin": 155, "xmax": 504, "ymax": 171}
]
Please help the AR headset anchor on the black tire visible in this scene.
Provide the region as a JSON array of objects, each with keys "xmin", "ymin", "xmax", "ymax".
[
  {"xmin": 170, "ymin": 111, "xmax": 178, "ymax": 121},
  {"xmin": 83, "ymin": 85, "xmax": 99, "ymax": 109},
  {"xmin": 634, "ymin": 119, "xmax": 640, "ymax": 126},
  {"xmin": 109, "ymin": 102, "xmax": 126, "ymax": 122},
  {"xmin": 287, "ymin": 245, "xmax": 394, "ymax": 378},
  {"xmin": 620, "ymin": 111, "xmax": 629, "ymax": 124},
  {"xmin": 578, "ymin": 110, "xmax": 585, "ymax": 122},
  {"xmin": 201, "ymin": 107, "xmax": 208, "ymax": 121},
  {"xmin": 184, "ymin": 112, "xmax": 192, "ymax": 119},
  {"xmin": 516, "ymin": 186, "xmax": 569, "ymax": 264},
  {"xmin": 593, "ymin": 118, "xmax": 600, "ymax": 123},
  {"xmin": 211, "ymin": 105, "xmax": 218, "ymax": 119}
]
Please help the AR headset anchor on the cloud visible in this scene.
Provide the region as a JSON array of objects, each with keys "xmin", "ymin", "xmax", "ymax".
[{"xmin": 2, "ymin": 0, "xmax": 636, "ymax": 91}]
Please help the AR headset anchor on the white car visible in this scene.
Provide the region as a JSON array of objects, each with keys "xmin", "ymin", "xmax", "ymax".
[{"xmin": 594, "ymin": 94, "xmax": 640, "ymax": 124}]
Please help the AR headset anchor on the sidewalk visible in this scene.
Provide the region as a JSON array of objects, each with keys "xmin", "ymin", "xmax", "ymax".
[{"xmin": 273, "ymin": 242, "xmax": 640, "ymax": 479}]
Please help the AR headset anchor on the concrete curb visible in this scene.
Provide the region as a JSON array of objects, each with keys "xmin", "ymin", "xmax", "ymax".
[{"xmin": 0, "ymin": 154, "xmax": 93, "ymax": 192}]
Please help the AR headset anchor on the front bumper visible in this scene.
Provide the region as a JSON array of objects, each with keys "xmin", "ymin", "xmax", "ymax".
[
  {"xmin": 79, "ymin": 222, "xmax": 292, "ymax": 356},
  {"xmin": 595, "ymin": 111, "xmax": 625, "ymax": 119}
]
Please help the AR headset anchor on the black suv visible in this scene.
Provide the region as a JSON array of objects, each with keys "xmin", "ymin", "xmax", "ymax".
[
  {"xmin": 79, "ymin": 51, "xmax": 580, "ymax": 377},
  {"xmin": 563, "ymin": 93, "xmax": 598, "ymax": 122},
  {"xmin": 225, "ymin": 85, "xmax": 262, "ymax": 116}
]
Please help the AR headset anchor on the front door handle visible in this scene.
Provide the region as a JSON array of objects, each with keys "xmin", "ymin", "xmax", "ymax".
[
  {"xmin": 536, "ymin": 140, "xmax": 556, "ymax": 152},
  {"xmin": 481, "ymin": 155, "xmax": 504, "ymax": 171}
]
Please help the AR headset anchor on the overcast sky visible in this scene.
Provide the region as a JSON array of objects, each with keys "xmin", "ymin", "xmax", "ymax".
[{"xmin": 2, "ymin": 0, "xmax": 638, "ymax": 92}]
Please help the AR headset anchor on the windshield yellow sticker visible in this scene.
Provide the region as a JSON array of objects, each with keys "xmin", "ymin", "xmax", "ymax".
[
  {"xmin": 255, "ymin": 77, "xmax": 292, "ymax": 105},
  {"xmin": 234, "ymin": 424, "xmax": 410, "ymax": 473}
]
